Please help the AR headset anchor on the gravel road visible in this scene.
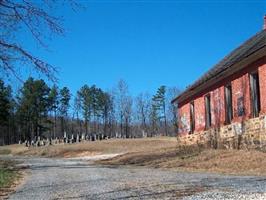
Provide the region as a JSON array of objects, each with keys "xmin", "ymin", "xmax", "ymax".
[{"xmin": 4, "ymin": 155, "xmax": 266, "ymax": 200}]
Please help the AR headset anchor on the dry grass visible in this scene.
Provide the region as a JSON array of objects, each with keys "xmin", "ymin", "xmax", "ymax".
[
  {"xmin": 13, "ymin": 137, "xmax": 178, "ymax": 158},
  {"xmin": 4, "ymin": 138, "xmax": 266, "ymax": 176},
  {"xmin": 0, "ymin": 144, "xmax": 28, "ymax": 155},
  {"xmin": 98, "ymin": 145, "xmax": 266, "ymax": 176}
]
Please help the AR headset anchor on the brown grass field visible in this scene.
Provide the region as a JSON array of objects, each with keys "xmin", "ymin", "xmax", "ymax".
[
  {"xmin": 2, "ymin": 137, "xmax": 266, "ymax": 176},
  {"xmin": 0, "ymin": 137, "xmax": 178, "ymax": 157},
  {"xmin": 98, "ymin": 144, "xmax": 266, "ymax": 176}
]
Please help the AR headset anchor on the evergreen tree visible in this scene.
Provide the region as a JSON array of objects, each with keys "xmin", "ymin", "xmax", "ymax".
[
  {"xmin": 152, "ymin": 86, "xmax": 167, "ymax": 136},
  {"xmin": 74, "ymin": 93, "xmax": 82, "ymax": 135},
  {"xmin": 0, "ymin": 80, "xmax": 12, "ymax": 126},
  {"xmin": 48, "ymin": 85, "xmax": 59, "ymax": 138},
  {"xmin": 78, "ymin": 85, "xmax": 92, "ymax": 135},
  {"xmin": 59, "ymin": 87, "xmax": 71, "ymax": 136},
  {"xmin": 0, "ymin": 79, "xmax": 13, "ymax": 144},
  {"xmin": 17, "ymin": 77, "xmax": 50, "ymax": 140}
]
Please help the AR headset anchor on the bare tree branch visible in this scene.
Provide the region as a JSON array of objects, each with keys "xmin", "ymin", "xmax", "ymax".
[
  {"xmin": 0, "ymin": 40, "xmax": 58, "ymax": 81},
  {"xmin": 0, "ymin": 0, "xmax": 77, "ymax": 81}
]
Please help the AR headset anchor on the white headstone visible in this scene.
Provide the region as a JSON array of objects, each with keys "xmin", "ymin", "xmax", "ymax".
[
  {"xmin": 81, "ymin": 133, "xmax": 85, "ymax": 141},
  {"xmin": 76, "ymin": 134, "xmax": 79, "ymax": 143}
]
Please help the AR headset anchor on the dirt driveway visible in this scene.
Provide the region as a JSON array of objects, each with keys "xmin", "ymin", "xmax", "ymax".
[{"xmin": 4, "ymin": 155, "xmax": 266, "ymax": 200}]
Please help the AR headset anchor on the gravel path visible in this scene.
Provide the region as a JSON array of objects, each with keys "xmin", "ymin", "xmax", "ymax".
[{"xmin": 3, "ymin": 155, "xmax": 266, "ymax": 200}]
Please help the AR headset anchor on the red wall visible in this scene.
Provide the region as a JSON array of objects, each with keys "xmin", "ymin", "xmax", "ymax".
[
  {"xmin": 178, "ymin": 103, "xmax": 190, "ymax": 135},
  {"xmin": 231, "ymin": 73, "xmax": 251, "ymax": 122},
  {"xmin": 211, "ymin": 86, "xmax": 225, "ymax": 127},
  {"xmin": 259, "ymin": 62, "xmax": 266, "ymax": 114},
  {"xmin": 194, "ymin": 96, "xmax": 205, "ymax": 131},
  {"xmin": 178, "ymin": 56, "xmax": 266, "ymax": 135}
]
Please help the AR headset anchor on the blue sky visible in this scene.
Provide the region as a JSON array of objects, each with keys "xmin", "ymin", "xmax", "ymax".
[{"xmin": 23, "ymin": 0, "xmax": 266, "ymax": 96}]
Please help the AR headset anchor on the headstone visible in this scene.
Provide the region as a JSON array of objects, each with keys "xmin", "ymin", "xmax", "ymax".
[
  {"xmin": 70, "ymin": 134, "xmax": 74, "ymax": 143},
  {"xmin": 64, "ymin": 132, "xmax": 67, "ymax": 143},
  {"xmin": 76, "ymin": 134, "xmax": 79, "ymax": 143},
  {"xmin": 37, "ymin": 136, "xmax": 41, "ymax": 146},
  {"xmin": 81, "ymin": 133, "xmax": 85, "ymax": 141}
]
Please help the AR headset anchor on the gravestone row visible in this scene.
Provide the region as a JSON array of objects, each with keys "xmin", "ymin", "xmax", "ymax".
[{"xmin": 21, "ymin": 132, "xmax": 110, "ymax": 147}]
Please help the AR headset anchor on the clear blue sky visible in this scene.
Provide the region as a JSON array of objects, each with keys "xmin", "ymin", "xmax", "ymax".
[{"xmin": 25, "ymin": 1, "xmax": 266, "ymax": 96}]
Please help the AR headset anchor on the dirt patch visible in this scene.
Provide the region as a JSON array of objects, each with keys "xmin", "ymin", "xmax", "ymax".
[
  {"xmin": 63, "ymin": 151, "xmax": 102, "ymax": 158},
  {"xmin": 98, "ymin": 145, "xmax": 266, "ymax": 176}
]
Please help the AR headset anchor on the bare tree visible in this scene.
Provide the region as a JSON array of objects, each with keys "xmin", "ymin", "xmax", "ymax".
[
  {"xmin": 124, "ymin": 96, "xmax": 133, "ymax": 138},
  {"xmin": 135, "ymin": 92, "xmax": 151, "ymax": 137},
  {"xmin": 166, "ymin": 87, "xmax": 180, "ymax": 136},
  {"xmin": 0, "ymin": 0, "xmax": 78, "ymax": 81},
  {"xmin": 115, "ymin": 79, "xmax": 129, "ymax": 138}
]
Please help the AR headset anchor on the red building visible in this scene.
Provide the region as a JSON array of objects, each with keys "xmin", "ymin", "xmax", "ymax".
[{"xmin": 172, "ymin": 16, "xmax": 266, "ymax": 147}]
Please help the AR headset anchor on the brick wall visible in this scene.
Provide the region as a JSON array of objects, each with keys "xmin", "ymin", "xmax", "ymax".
[
  {"xmin": 259, "ymin": 60, "xmax": 266, "ymax": 114},
  {"xmin": 178, "ymin": 103, "xmax": 190, "ymax": 135},
  {"xmin": 231, "ymin": 73, "xmax": 251, "ymax": 122},
  {"xmin": 194, "ymin": 96, "xmax": 205, "ymax": 131},
  {"xmin": 177, "ymin": 56, "xmax": 266, "ymax": 149},
  {"xmin": 211, "ymin": 86, "xmax": 225, "ymax": 127}
]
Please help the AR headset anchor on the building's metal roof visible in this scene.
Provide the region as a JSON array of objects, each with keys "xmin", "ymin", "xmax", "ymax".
[{"xmin": 172, "ymin": 30, "xmax": 266, "ymax": 104}]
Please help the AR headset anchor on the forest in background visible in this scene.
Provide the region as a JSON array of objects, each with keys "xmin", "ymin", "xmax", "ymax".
[
  {"xmin": 0, "ymin": 0, "xmax": 181, "ymax": 145},
  {"xmin": 0, "ymin": 77, "xmax": 180, "ymax": 145}
]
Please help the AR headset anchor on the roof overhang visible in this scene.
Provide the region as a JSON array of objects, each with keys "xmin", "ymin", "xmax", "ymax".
[{"xmin": 171, "ymin": 46, "xmax": 266, "ymax": 106}]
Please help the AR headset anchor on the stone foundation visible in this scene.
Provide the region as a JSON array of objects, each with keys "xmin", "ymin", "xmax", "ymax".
[{"xmin": 178, "ymin": 115, "xmax": 266, "ymax": 149}]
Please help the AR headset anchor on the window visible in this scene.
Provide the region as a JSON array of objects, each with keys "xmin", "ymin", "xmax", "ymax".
[
  {"xmin": 225, "ymin": 84, "xmax": 233, "ymax": 123},
  {"xmin": 250, "ymin": 71, "xmax": 261, "ymax": 118},
  {"xmin": 205, "ymin": 94, "xmax": 211, "ymax": 129},
  {"xmin": 190, "ymin": 102, "xmax": 195, "ymax": 134}
]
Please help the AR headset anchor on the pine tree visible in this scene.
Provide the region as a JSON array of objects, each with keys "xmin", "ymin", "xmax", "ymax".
[
  {"xmin": 17, "ymin": 77, "xmax": 50, "ymax": 141},
  {"xmin": 74, "ymin": 93, "xmax": 82, "ymax": 135},
  {"xmin": 48, "ymin": 85, "xmax": 59, "ymax": 139},
  {"xmin": 152, "ymin": 86, "xmax": 167, "ymax": 136},
  {"xmin": 78, "ymin": 85, "xmax": 92, "ymax": 136},
  {"xmin": 59, "ymin": 87, "xmax": 71, "ymax": 136},
  {"xmin": 0, "ymin": 79, "xmax": 13, "ymax": 144},
  {"xmin": 0, "ymin": 80, "xmax": 11, "ymax": 126}
]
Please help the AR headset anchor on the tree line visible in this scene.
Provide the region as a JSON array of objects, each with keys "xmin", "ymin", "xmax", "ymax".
[
  {"xmin": 0, "ymin": 77, "xmax": 180, "ymax": 145},
  {"xmin": 0, "ymin": 1, "xmax": 180, "ymax": 145}
]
